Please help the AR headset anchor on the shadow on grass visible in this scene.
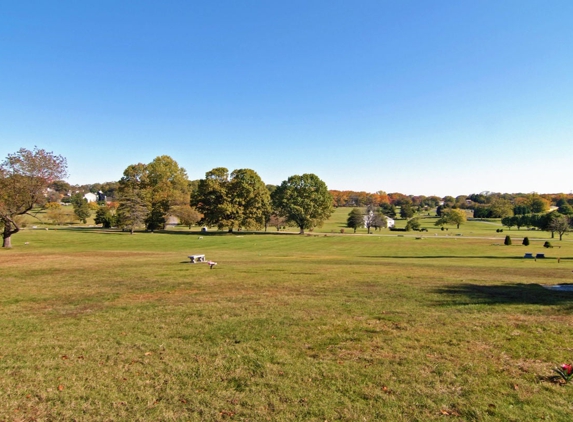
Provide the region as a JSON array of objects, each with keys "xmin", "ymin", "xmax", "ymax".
[
  {"xmin": 435, "ymin": 283, "xmax": 573, "ymax": 306},
  {"xmin": 57, "ymin": 227, "xmax": 297, "ymax": 236},
  {"xmin": 361, "ymin": 255, "xmax": 550, "ymax": 260}
]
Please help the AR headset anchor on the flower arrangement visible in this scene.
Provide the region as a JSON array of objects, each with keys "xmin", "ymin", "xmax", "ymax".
[{"xmin": 553, "ymin": 364, "xmax": 573, "ymax": 383}]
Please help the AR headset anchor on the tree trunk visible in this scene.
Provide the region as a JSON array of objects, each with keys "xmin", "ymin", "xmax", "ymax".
[
  {"xmin": 299, "ymin": 226, "xmax": 304, "ymax": 234},
  {"xmin": 2, "ymin": 233, "xmax": 12, "ymax": 248},
  {"xmin": 2, "ymin": 219, "xmax": 18, "ymax": 248}
]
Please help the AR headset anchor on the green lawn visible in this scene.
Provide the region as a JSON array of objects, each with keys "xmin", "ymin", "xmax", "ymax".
[{"xmin": 1, "ymin": 226, "xmax": 573, "ymax": 420}]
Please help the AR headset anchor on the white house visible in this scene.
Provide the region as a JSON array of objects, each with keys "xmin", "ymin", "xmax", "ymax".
[
  {"xmin": 83, "ymin": 192, "xmax": 98, "ymax": 203},
  {"xmin": 363, "ymin": 211, "xmax": 395, "ymax": 229}
]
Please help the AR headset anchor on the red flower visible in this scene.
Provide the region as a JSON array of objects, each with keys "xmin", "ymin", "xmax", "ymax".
[{"xmin": 561, "ymin": 364, "xmax": 573, "ymax": 375}]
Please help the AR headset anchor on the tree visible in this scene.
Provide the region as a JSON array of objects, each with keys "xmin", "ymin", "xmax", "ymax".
[
  {"xmin": 501, "ymin": 216, "xmax": 515, "ymax": 230},
  {"xmin": 536, "ymin": 211, "xmax": 562, "ymax": 239},
  {"xmin": 405, "ymin": 218, "xmax": 421, "ymax": 231},
  {"xmin": 170, "ymin": 205, "xmax": 202, "ymax": 229},
  {"xmin": 271, "ymin": 173, "xmax": 333, "ymax": 234},
  {"xmin": 522, "ymin": 237, "xmax": 530, "ymax": 246},
  {"xmin": 513, "ymin": 205, "xmax": 531, "ymax": 215},
  {"xmin": 517, "ymin": 214, "xmax": 532, "ymax": 229},
  {"xmin": 549, "ymin": 214, "xmax": 571, "ymax": 241},
  {"xmin": 400, "ymin": 204, "xmax": 415, "ymax": 219},
  {"xmin": 267, "ymin": 213, "xmax": 287, "ymax": 231},
  {"xmin": 347, "ymin": 208, "xmax": 363, "ymax": 233},
  {"xmin": 371, "ymin": 212, "xmax": 387, "ymax": 231},
  {"xmin": 46, "ymin": 208, "xmax": 69, "ymax": 225},
  {"xmin": 0, "ymin": 147, "xmax": 67, "ymax": 247},
  {"xmin": 192, "ymin": 168, "xmax": 271, "ymax": 231},
  {"xmin": 94, "ymin": 205, "xmax": 116, "ymax": 228},
  {"xmin": 442, "ymin": 208, "xmax": 467, "ymax": 229},
  {"xmin": 473, "ymin": 206, "xmax": 491, "ymax": 219},
  {"xmin": 227, "ymin": 169, "xmax": 272, "ymax": 230},
  {"xmin": 118, "ymin": 157, "xmax": 190, "ymax": 231},
  {"xmin": 71, "ymin": 193, "xmax": 91, "ymax": 223},
  {"xmin": 191, "ymin": 167, "xmax": 230, "ymax": 229},
  {"xmin": 442, "ymin": 196, "xmax": 455, "ymax": 207},
  {"xmin": 504, "ymin": 235, "xmax": 512, "ymax": 245},
  {"xmin": 379, "ymin": 202, "xmax": 396, "ymax": 218},
  {"xmin": 558, "ymin": 203, "xmax": 573, "ymax": 215},
  {"xmin": 528, "ymin": 195, "xmax": 550, "ymax": 213},
  {"xmin": 145, "ymin": 156, "xmax": 190, "ymax": 231},
  {"xmin": 116, "ymin": 191, "xmax": 149, "ymax": 234},
  {"xmin": 488, "ymin": 198, "xmax": 514, "ymax": 218}
]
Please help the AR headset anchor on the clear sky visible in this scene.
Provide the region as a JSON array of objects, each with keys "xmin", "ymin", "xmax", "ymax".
[{"xmin": 1, "ymin": 1, "xmax": 572, "ymax": 197}]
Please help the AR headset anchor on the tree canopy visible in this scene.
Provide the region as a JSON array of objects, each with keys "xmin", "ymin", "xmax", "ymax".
[
  {"xmin": 271, "ymin": 173, "xmax": 333, "ymax": 234},
  {"xmin": 0, "ymin": 147, "xmax": 67, "ymax": 247},
  {"xmin": 117, "ymin": 156, "xmax": 190, "ymax": 231},
  {"xmin": 191, "ymin": 167, "xmax": 271, "ymax": 231},
  {"xmin": 435, "ymin": 208, "xmax": 467, "ymax": 229}
]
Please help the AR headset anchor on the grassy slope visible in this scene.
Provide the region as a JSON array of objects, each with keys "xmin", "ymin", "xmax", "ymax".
[{"xmin": 1, "ymin": 225, "xmax": 573, "ymax": 420}]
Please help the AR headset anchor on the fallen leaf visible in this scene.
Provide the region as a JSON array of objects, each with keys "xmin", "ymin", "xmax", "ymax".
[
  {"xmin": 145, "ymin": 352, "xmax": 153, "ymax": 356},
  {"xmin": 57, "ymin": 385, "xmax": 64, "ymax": 391}
]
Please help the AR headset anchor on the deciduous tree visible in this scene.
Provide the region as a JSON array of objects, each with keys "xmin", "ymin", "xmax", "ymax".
[
  {"xmin": 145, "ymin": 156, "xmax": 190, "ymax": 231},
  {"xmin": 436, "ymin": 208, "xmax": 467, "ymax": 229},
  {"xmin": 227, "ymin": 168, "xmax": 272, "ymax": 230},
  {"xmin": 192, "ymin": 168, "xmax": 271, "ymax": 231},
  {"xmin": 549, "ymin": 214, "xmax": 571, "ymax": 241},
  {"xmin": 118, "ymin": 156, "xmax": 190, "ymax": 231},
  {"xmin": 94, "ymin": 205, "xmax": 116, "ymax": 228},
  {"xmin": 405, "ymin": 218, "xmax": 421, "ymax": 231},
  {"xmin": 170, "ymin": 205, "xmax": 202, "ymax": 229},
  {"xmin": 0, "ymin": 147, "xmax": 67, "ymax": 247},
  {"xmin": 400, "ymin": 204, "xmax": 415, "ymax": 219},
  {"xmin": 488, "ymin": 198, "xmax": 514, "ymax": 218},
  {"xmin": 271, "ymin": 174, "xmax": 333, "ymax": 234}
]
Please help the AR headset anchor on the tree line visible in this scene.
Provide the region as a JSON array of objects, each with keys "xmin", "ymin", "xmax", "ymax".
[
  {"xmin": 1, "ymin": 148, "xmax": 572, "ymax": 247},
  {"xmin": 0, "ymin": 149, "xmax": 334, "ymax": 247}
]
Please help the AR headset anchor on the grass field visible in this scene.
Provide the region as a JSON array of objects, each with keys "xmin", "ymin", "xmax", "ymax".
[{"xmin": 2, "ymin": 211, "xmax": 573, "ymax": 421}]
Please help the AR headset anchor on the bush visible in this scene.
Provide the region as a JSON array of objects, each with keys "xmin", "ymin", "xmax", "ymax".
[
  {"xmin": 504, "ymin": 235, "xmax": 512, "ymax": 246},
  {"xmin": 544, "ymin": 241, "xmax": 553, "ymax": 248},
  {"xmin": 522, "ymin": 237, "xmax": 530, "ymax": 246}
]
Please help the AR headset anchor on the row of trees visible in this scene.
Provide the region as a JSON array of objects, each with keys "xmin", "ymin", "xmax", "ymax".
[
  {"xmin": 1, "ymin": 147, "xmax": 571, "ymax": 247},
  {"xmin": 0, "ymin": 148, "xmax": 335, "ymax": 246},
  {"xmin": 501, "ymin": 211, "xmax": 572, "ymax": 240},
  {"xmin": 111, "ymin": 159, "xmax": 334, "ymax": 235}
]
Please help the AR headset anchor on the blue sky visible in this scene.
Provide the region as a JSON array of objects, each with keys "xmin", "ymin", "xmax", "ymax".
[{"xmin": 1, "ymin": 1, "xmax": 572, "ymax": 196}]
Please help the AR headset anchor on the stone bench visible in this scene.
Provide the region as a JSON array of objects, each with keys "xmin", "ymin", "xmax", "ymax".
[{"xmin": 188, "ymin": 254, "xmax": 206, "ymax": 263}]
